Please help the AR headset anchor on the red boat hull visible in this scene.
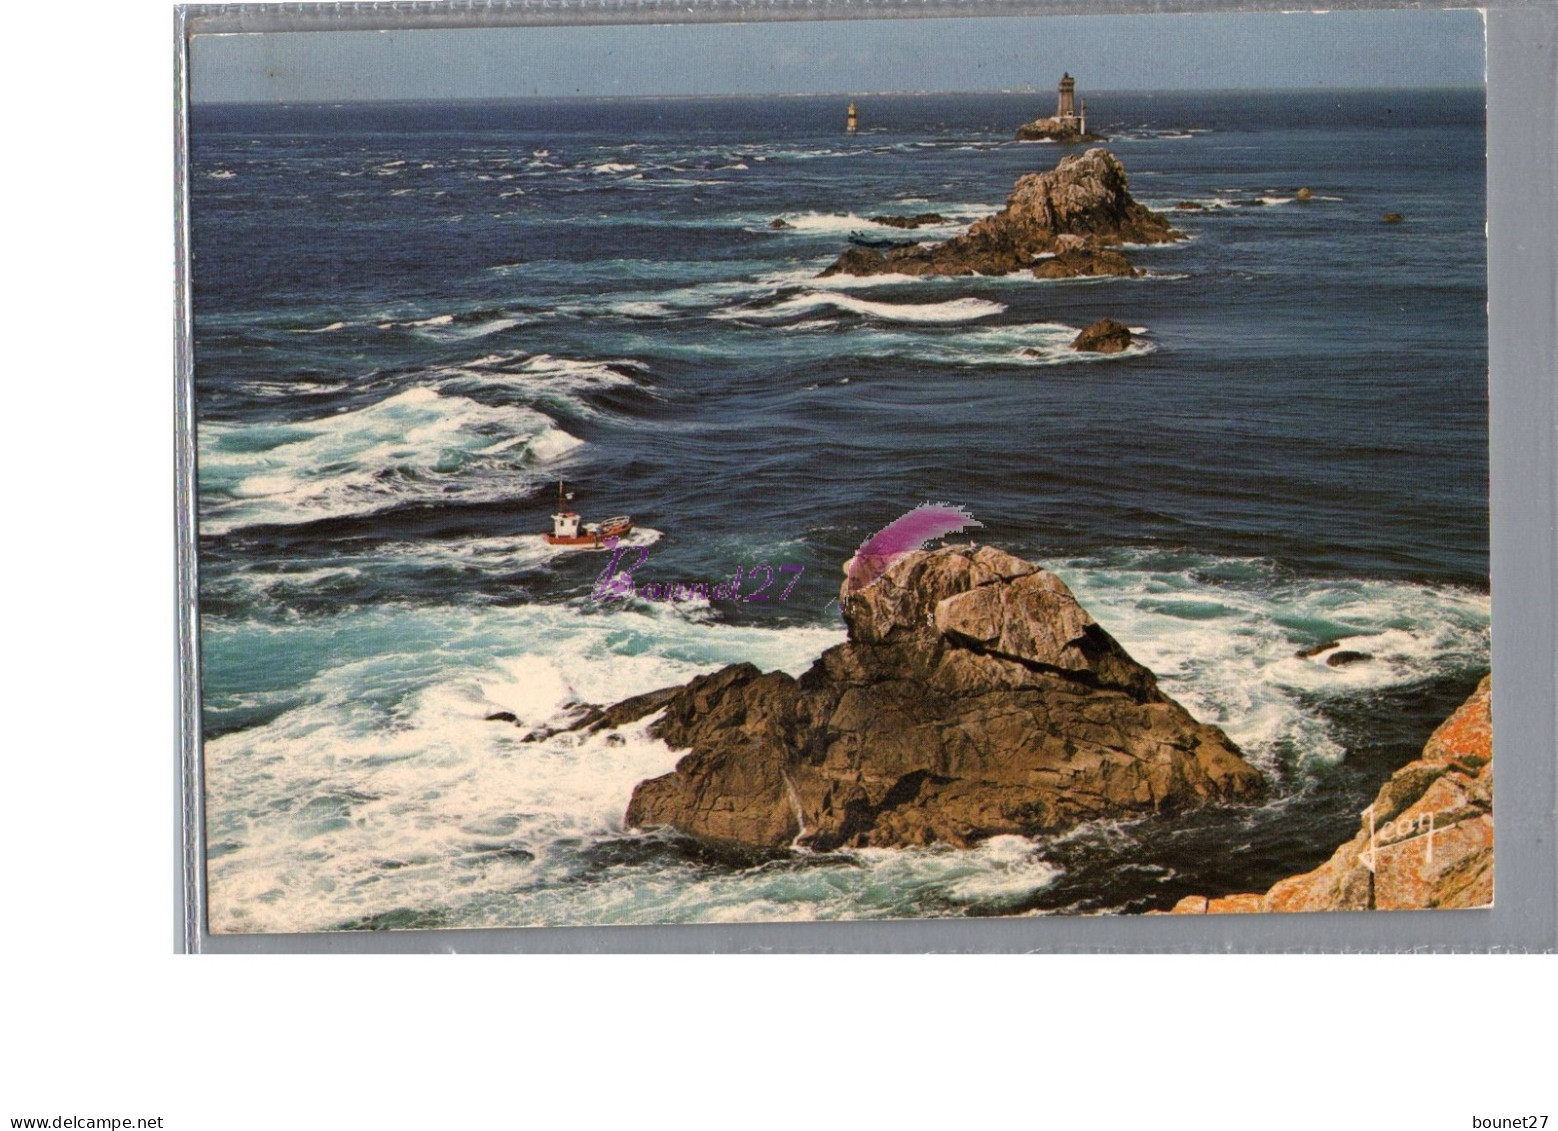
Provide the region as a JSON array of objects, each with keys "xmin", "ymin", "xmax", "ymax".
[{"xmin": 542, "ymin": 522, "xmax": 633, "ymax": 547}]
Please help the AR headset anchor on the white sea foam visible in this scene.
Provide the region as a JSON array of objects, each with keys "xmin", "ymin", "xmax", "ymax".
[
  {"xmin": 203, "ymin": 602, "xmax": 844, "ymax": 933},
  {"xmin": 1055, "ymin": 552, "xmax": 1491, "ymax": 772},
  {"xmin": 606, "ymin": 300, "xmax": 676, "ymax": 319},
  {"xmin": 377, "ymin": 313, "xmax": 454, "ymax": 329},
  {"xmin": 198, "ymin": 387, "xmax": 577, "ymax": 535},
  {"xmin": 435, "ymin": 351, "xmax": 647, "ymax": 401},
  {"xmin": 241, "ymin": 380, "xmax": 351, "ymax": 399},
  {"xmin": 771, "ymin": 212, "xmax": 880, "ymax": 233},
  {"xmin": 725, "ymin": 292, "xmax": 1006, "ymax": 324},
  {"xmin": 443, "ymin": 317, "xmax": 521, "ymax": 340},
  {"xmin": 811, "ymin": 320, "xmax": 1155, "ymax": 367}
]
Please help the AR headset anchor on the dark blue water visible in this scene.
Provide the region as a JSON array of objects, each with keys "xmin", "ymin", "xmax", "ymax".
[{"xmin": 191, "ymin": 91, "xmax": 1489, "ymax": 931}]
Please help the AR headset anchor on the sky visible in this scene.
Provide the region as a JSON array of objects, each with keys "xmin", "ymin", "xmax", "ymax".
[{"xmin": 190, "ymin": 8, "xmax": 1485, "ymax": 103}]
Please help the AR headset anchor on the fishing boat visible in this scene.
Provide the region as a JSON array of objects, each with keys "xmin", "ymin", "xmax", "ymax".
[{"xmin": 542, "ymin": 481, "xmax": 633, "ymax": 548}]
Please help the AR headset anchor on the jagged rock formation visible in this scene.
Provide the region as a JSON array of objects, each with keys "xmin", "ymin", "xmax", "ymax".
[
  {"xmin": 615, "ymin": 546, "xmax": 1264, "ymax": 851},
  {"xmin": 1157, "ymin": 675, "xmax": 1493, "ymax": 914},
  {"xmin": 819, "ymin": 148, "xmax": 1182, "ymax": 279}
]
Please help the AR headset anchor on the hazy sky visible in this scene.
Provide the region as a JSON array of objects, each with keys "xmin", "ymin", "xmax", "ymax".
[{"xmin": 190, "ymin": 9, "xmax": 1484, "ymax": 104}]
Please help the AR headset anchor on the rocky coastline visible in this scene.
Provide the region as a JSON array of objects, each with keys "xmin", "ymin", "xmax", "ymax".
[
  {"xmin": 819, "ymin": 148, "xmax": 1182, "ymax": 279},
  {"xmin": 598, "ymin": 546, "xmax": 1264, "ymax": 852},
  {"xmin": 1154, "ymin": 676, "xmax": 1493, "ymax": 914}
]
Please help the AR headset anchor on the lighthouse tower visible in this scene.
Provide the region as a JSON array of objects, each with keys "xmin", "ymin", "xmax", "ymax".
[
  {"xmin": 846, "ymin": 100, "xmax": 858, "ymax": 135},
  {"xmin": 1057, "ymin": 73, "xmax": 1077, "ymax": 120}
]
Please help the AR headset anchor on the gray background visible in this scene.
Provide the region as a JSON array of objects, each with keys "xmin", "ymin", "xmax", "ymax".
[{"xmin": 174, "ymin": 0, "xmax": 1557, "ymax": 953}]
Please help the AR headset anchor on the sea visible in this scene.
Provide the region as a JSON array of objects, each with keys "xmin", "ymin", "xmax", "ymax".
[{"xmin": 189, "ymin": 89, "xmax": 1490, "ymax": 932}]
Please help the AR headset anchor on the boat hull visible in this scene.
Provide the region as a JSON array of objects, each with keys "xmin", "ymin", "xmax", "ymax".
[{"xmin": 542, "ymin": 522, "xmax": 633, "ymax": 548}]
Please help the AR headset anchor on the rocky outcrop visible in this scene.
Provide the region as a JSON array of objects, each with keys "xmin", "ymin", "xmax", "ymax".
[
  {"xmin": 1033, "ymin": 238, "xmax": 1138, "ymax": 280},
  {"xmin": 620, "ymin": 546, "xmax": 1264, "ymax": 851},
  {"xmin": 1071, "ymin": 318, "xmax": 1133, "ymax": 353},
  {"xmin": 871, "ymin": 212, "xmax": 947, "ymax": 229},
  {"xmin": 1158, "ymin": 675, "xmax": 1492, "ymax": 914},
  {"xmin": 820, "ymin": 149, "xmax": 1182, "ymax": 279},
  {"xmin": 1016, "ymin": 118, "xmax": 1104, "ymax": 144}
]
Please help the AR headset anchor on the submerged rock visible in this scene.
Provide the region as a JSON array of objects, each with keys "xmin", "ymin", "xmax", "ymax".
[
  {"xmin": 820, "ymin": 148, "xmax": 1182, "ymax": 279},
  {"xmin": 1156, "ymin": 675, "xmax": 1493, "ymax": 913},
  {"xmin": 1325, "ymin": 650, "xmax": 1372, "ymax": 668},
  {"xmin": 1382, "ymin": 212, "xmax": 1406, "ymax": 224},
  {"xmin": 619, "ymin": 546, "xmax": 1263, "ymax": 852},
  {"xmin": 1296, "ymin": 186, "xmax": 1314, "ymax": 202},
  {"xmin": 1071, "ymin": 318, "xmax": 1134, "ymax": 353}
]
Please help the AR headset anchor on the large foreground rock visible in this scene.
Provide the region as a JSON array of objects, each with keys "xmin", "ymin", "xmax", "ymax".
[
  {"xmin": 1158, "ymin": 675, "xmax": 1493, "ymax": 914},
  {"xmin": 820, "ymin": 148, "xmax": 1182, "ymax": 279},
  {"xmin": 620, "ymin": 546, "xmax": 1263, "ymax": 851}
]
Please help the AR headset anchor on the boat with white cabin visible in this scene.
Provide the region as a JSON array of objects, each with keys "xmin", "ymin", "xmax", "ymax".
[{"xmin": 542, "ymin": 481, "xmax": 633, "ymax": 548}]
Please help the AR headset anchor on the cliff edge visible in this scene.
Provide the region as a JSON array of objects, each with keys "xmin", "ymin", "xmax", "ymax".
[{"xmin": 1157, "ymin": 675, "xmax": 1493, "ymax": 914}]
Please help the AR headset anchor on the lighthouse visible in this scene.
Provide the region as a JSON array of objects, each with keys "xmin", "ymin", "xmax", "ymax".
[
  {"xmin": 846, "ymin": 100, "xmax": 858, "ymax": 135},
  {"xmin": 1015, "ymin": 72, "xmax": 1100, "ymax": 142}
]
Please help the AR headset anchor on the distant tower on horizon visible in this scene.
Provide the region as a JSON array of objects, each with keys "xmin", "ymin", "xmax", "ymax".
[{"xmin": 847, "ymin": 100, "xmax": 858, "ymax": 135}]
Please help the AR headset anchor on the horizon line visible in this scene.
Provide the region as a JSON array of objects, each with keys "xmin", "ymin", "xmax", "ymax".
[{"xmin": 191, "ymin": 83, "xmax": 1486, "ymax": 108}]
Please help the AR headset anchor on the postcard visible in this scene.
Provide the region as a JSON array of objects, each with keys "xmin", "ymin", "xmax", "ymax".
[{"xmin": 183, "ymin": 8, "xmax": 1491, "ymax": 933}]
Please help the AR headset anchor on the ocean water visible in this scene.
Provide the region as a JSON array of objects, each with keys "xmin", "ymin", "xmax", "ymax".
[{"xmin": 190, "ymin": 90, "xmax": 1489, "ymax": 931}]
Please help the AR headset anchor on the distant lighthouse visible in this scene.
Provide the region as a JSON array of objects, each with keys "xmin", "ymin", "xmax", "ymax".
[
  {"xmin": 1057, "ymin": 73, "xmax": 1076, "ymax": 120},
  {"xmin": 846, "ymin": 100, "xmax": 858, "ymax": 135},
  {"xmin": 1015, "ymin": 73, "xmax": 1097, "ymax": 142}
]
